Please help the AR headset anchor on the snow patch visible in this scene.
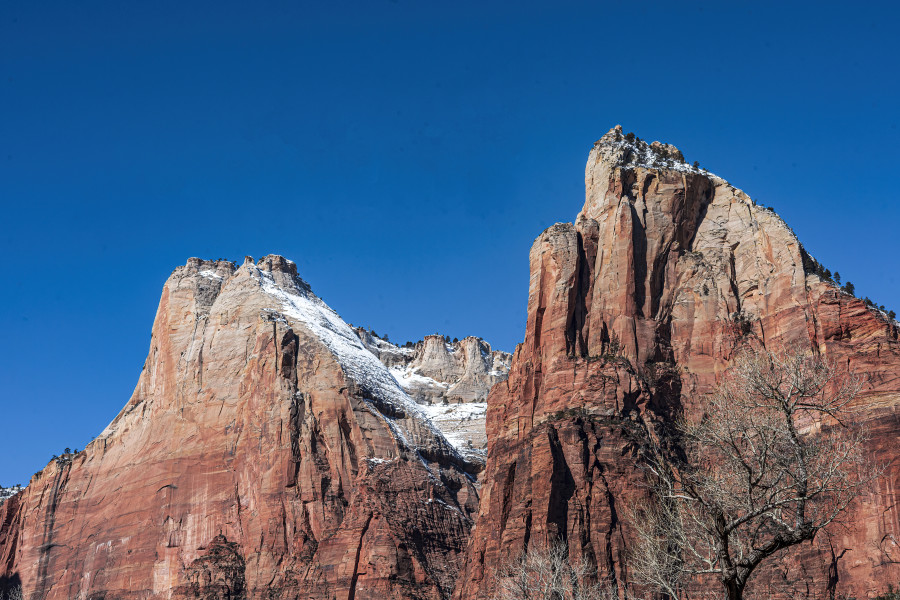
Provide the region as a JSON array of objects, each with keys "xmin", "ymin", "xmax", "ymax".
[
  {"xmin": 597, "ymin": 135, "xmax": 715, "ymax": 177},
  {"xmin": 0, "ymin": 484, "xmax": 23, "ymax": 504},
  {"xmin": 389, "ymin": 366, "xmax": 450, "ymax": 390},
  {"xmin": 419, "ymin": 402, "xmax": 487, "ymax": 452},
  {"xmin": 258, "ymin": 271, "xmax": 453, "ymax": 455}
]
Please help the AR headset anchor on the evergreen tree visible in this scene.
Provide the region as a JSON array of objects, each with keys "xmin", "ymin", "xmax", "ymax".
[
  {"xmin": 834, "ymin": 272, "xmax": 841, "ymax": 285},
  {"xmin": 843, "ymin": 281, "xmax": 856, "ymax": 296}
]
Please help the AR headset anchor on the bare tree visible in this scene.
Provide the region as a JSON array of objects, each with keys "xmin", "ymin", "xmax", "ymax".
[
  {"xmin": 0, "ymin": 587, "xmax": 24, "ymax": 600},
  {"xmin": 631, "ymin": 346, "xmax": 879, "ymax": 600},
  {"xmin": 492, "ymin": 540, "xmax": 619, "ymax": 600}
]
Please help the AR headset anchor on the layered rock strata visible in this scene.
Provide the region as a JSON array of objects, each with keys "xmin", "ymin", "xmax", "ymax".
[
  {"xmin": 0, "ymin": 256, "xmax": 479, "ymax": 600},
  {"xmin": 454, "ymin": 126, "xmax": 900, "ymax": 600},
  {"xmin": 357, "ymin": 332, "xmax": 510, "ymax": 405},
  {"xmin": 357, "ymin": 333, "xmax": 511, "ymax": 466}
]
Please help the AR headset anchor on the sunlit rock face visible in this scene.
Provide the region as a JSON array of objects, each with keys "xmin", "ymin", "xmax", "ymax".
[
  {"xmin": 0, "ymin": 255, "xmax": 479, "ymax": 600},
  {"xmin": 2, "ymin": 128, "xmax": 899, "ymax": 600},
  {"xmin": 357, "ymin": 332, "xmax": 510, "ymax": 405},
  {"xmin": 453, "ymin": 127, "xmax": 900, "ymax": 600},
  {"xmin": 355, "ymin": 331, "xmax": 511, "ymax": 467}
]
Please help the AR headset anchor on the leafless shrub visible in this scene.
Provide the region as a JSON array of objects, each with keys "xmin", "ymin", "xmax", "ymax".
[
  {"xmin": 492, "ymin": 540, "xmax": 620, "ymax": 600},
  {"xmin": 631, "ymin": 346, "xmax": 882, "ymax": 600},
  {"xmin": 1, "ymin": 586, "xmax": 24, "ymax": 600}
]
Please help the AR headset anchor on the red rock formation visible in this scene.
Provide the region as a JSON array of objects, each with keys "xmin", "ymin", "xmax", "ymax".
[
  {"xmin": 0, "ymin": 256, "xmax": 478, "ymax": 600},
  {"xmin": 454, "ymin": 127, "xmax": 900, "ymax": 599}
]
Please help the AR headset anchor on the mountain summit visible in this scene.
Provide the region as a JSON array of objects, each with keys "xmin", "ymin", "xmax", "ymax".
[
  {"xmin": 454, "ymin": 127, "xmax": 900, "ymax": 600},
  {"xmin": 2, "ymin": 129, "xmax": 898, "ymax": 600},
  {"xmin": 0, "ymin": 254, "xmax": 480, "ymax": 600}
]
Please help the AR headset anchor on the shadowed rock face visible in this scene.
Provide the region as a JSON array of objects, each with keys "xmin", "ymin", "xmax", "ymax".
[
  {"xmin": 454, "ymin": 126, "xmax": 900, "ymax": 600},
  {"xmin": 0, "ymin": 255, "xmax": 478, "ymax": 600}
]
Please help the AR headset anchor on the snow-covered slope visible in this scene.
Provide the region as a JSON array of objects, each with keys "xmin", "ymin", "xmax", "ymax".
[
  {"xmin": 257, "ymin": 265, "xmax": 463, "ymax": 461},
  {"xmin": 593, "ymin": 124, "xmax": 715, "ymax": 175},
  {"xmin": 351, "ymin": 330, "xmax": 510, "ymax": 464},
  {"xmin": 356, "ymin": 331, "xmax": 511, "ymax": 403},
  {"xmin": 420, "ymin": 402, "xmax": 488, "ymax": 463},
  {"xmin": 0, "ymin": 484, "xmax": 23, "ymax": 505}
]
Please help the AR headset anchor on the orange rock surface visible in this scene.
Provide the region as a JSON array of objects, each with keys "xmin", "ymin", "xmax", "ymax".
[
  {"xmin": 454, "ymin": 127, "xmax": 900, "ymax": 599},
  {"xmin": 0, "ymin": 256, "xmax": 478, "ymax": 600},
  {"xmin": 2, "ymin": 128, "xmax": 898, "ymax": 600}
]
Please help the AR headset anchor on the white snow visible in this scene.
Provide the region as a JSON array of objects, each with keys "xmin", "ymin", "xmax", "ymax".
[
  {"xmin": 199, "ymin": 270, "xmax": 223, "ymax": 280},
  {"xmin": 419, "ymin": 402, "xmax": 487, "ymax": 452},
  {"xmin": 0, "ymin": 485, "xmax": 23, "ymax": 504},
  {"xmin": 258, "ymin": 271, "xmax": 454, "ymax": 454},
  {"xmin": 388, "ymin": 366, "xmax": 450, "ymax": 390},
  {"xmin": 598, "ymin": 135, "xmax": 716, "ymax": 177}
]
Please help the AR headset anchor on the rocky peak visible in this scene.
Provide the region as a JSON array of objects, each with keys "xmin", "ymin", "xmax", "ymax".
[
  {"xmin": 1, "ymin": 253, "xmax": 483, "ymax": 600},
  {"xmin": 591, "ymin": 125, "xmax": 696, "ymax": 172},
  {"xmin": 357, "ymin": 332, "xmax": 511, "ymax": 404},
  {"xmin": 173, "ymin": 257, "xmax": 237, "ymax": 280},
  {"xmin": 353, "ymin": 329, "xmax": 512, "ymax": 467},
  {"xmin": 256, "ymin": 254, "xmax": 299, "ymax": 277},
  {"xmin": 454, "ymin": 129, "xmax": 900, "ymax": 600},
  {"xmin": 582, "ymin": 125, "xmax": 716, "ymax": 223}
]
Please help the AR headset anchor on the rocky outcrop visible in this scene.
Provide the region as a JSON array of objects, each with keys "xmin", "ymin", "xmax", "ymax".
[
  {"xmin": 454, "ymin": 126, "xmax": 900, "ymax": 600},
  {"xmin": 357, "ymin": 332, "xmax": 511, "ymax": 405},
  {"xmin": 0, "ymin": 487, "xmax": 22, "ymax": 507},
  {"xmin": 357, "ymin": 332, "xmax": 511, "ymax": 466},
  {"xmin": 0, "ymin": 256, "xmax": 479, "ymax": 600}
]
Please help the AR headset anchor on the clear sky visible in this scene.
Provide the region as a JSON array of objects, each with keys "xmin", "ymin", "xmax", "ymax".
[{"xmin": 1, "ymin": 1, "xmax": 898, "ymax": 486}]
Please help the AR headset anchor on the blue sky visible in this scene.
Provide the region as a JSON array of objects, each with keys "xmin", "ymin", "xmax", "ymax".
[{"xmin": 1, "ymin": 1, "xmax": 898, "ymax": 485}]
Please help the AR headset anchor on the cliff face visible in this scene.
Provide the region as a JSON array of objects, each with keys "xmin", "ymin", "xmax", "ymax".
[
  {"xmin": 358, "ymin": 332, "xmax": 511, "ymax": 405},
  {"xmin": 0, "ymin": 256, "xmax": 478, "ymax": 600},
  {"xmin": 454, "ymin": 127, "xmax": 900, "ymax": 599},
  {"xmin": 357, "ymin": 333, "xmax": 511, "ymax": 467}
]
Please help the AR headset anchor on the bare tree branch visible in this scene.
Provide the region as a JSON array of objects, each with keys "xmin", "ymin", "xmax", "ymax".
[{"xmin": 629, "ymin": 346, "xmax": 883, "ymax": 600}]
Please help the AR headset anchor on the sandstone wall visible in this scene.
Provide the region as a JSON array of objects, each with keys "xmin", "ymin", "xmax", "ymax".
[
  {"xmin": 0, "ymin": 256, "xmax": 478, "ymax": 600},
  {"xmin": 454, "ymin": 127, "xmax": 900, "ymax": 600}
]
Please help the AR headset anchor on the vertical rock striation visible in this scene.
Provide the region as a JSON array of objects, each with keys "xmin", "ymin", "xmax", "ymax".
[
  {"xmin": 0, "ymin": 256, "xmax": 478, "ymax": 600},
  {"xmin": 358, "ymin": 332, "xmax": 511, "ymax": 406},
  {"xmin": 454, "ymin": 126, "xmax": 900, "ymax": 599},
  {"xmin": 357, "ymin": 333, "xmax": 511, "ymax": 469}
]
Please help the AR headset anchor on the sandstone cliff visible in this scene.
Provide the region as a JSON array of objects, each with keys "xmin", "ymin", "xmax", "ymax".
[
  {"xmin": 357, "ymin": 332, "xmax": 511, "ymax": 405},
  {"xmin": 0, "ymin": 256, "xmax": 479, "ymax": 600},
  {"xmin": 354, "ymin": 332, "xmax": 511, "ymax": 466},
  {"xmin": 454, "ymin": 126, "xmax": 900, "ymax": 600}
]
